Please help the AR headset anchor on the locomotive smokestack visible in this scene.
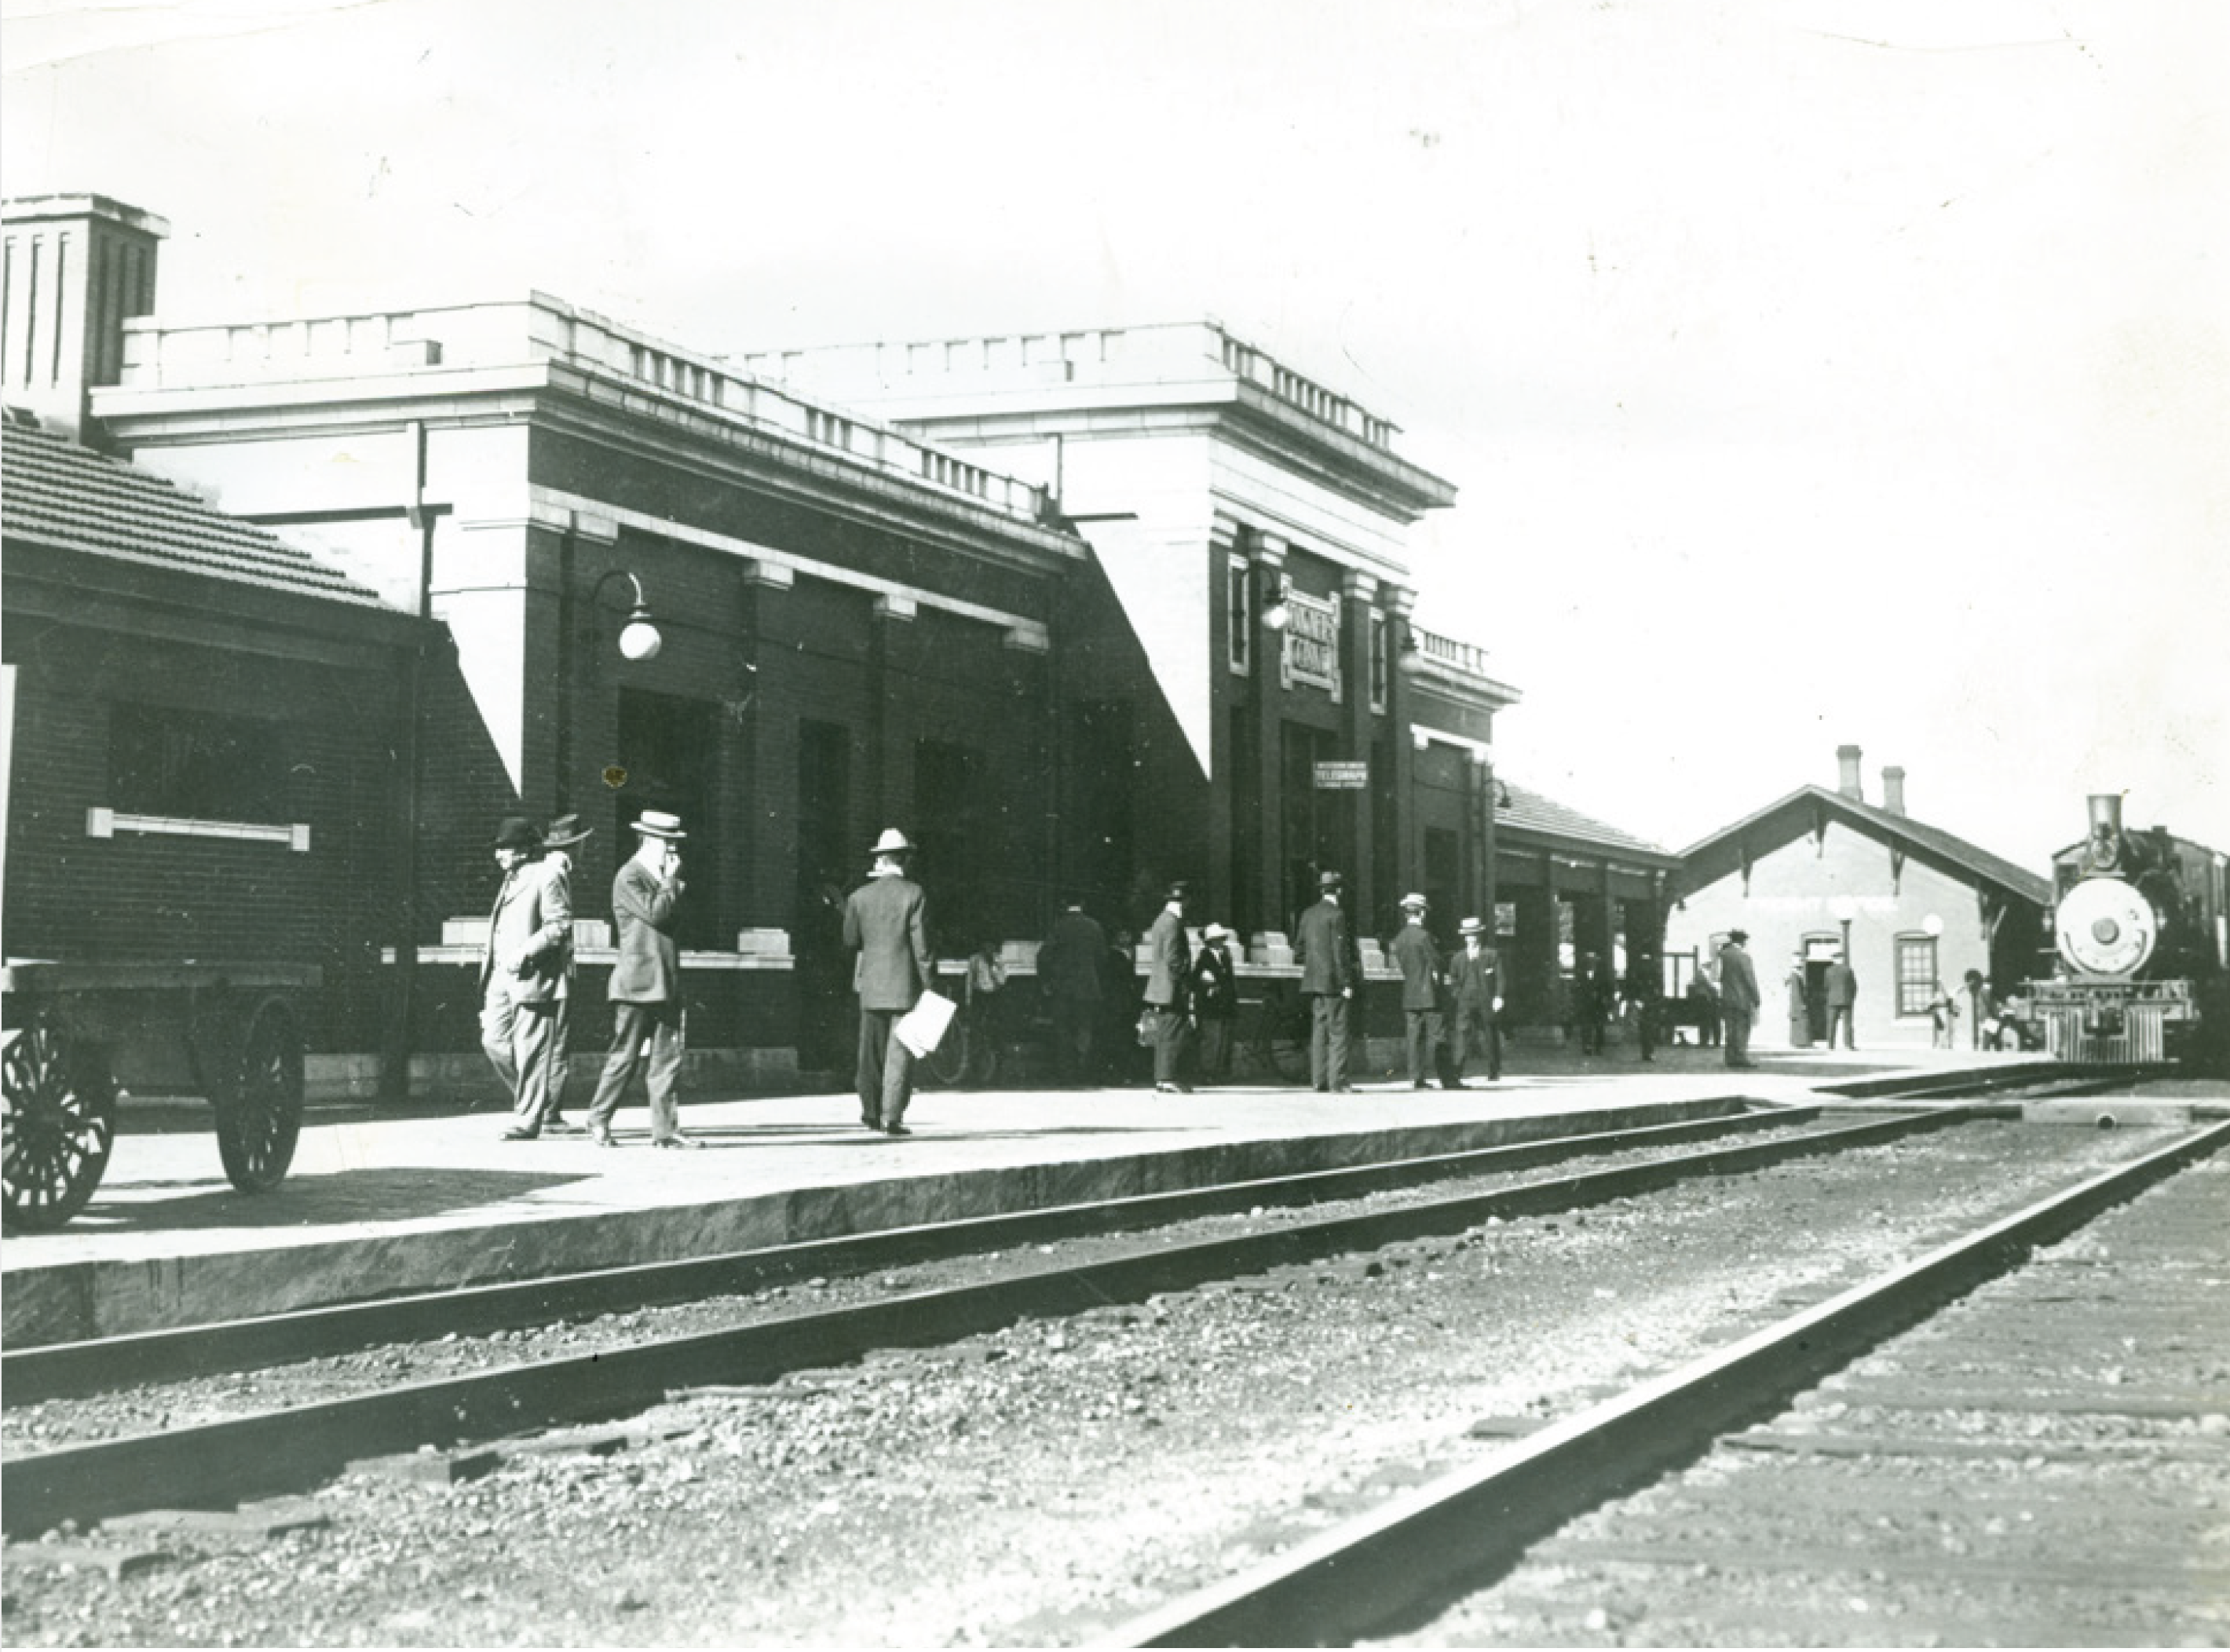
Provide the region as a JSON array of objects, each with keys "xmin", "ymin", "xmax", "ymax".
[
  {"xmin": 1881, "ymin": 766, "xmax": 1906, "ymax": 816},
  {"xmin": 2087, "ymin": 794, "xmax": 2123, "ymax": 837},
  {"xmin": 1837, "ymin": 744, "xmax": 1863, "ymax": 802}
]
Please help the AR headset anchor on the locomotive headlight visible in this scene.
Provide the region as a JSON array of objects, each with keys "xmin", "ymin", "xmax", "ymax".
[{"xmin": 2057, "ymin": 877, "xmax": 2157, "ymax": 977}]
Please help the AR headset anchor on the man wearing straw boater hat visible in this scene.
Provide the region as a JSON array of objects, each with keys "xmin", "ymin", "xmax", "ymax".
[
  {"xmin": 483, "ymin": 816, "xmax": 572, "ymax": 1140},
  {"xmin": 1447, "ymin": 916, "xmax": 1502, "ymax": 1085},
  {"xmin": 1389, "ymin": 892, "xmax": 1451, "ymax": 1090},
  {"xmin": 584, "ymin": 810, "xmax": 697, "ymax": 1147},
  {"xmin": 844, "ymin": 828, "xmax": 934, "ymax": 1135}
]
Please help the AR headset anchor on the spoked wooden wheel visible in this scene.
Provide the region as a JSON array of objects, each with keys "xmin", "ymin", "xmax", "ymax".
[
  {"xmin": 214, "ymin": 997, "xmax": 303, "ymax": 1193},
  {"xmin": 2, "ymin": 1012, "xmax": 119, "ymax": 1231}
]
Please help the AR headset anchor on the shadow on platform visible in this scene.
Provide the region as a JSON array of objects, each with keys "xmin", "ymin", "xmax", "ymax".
[{"xmin": 52, "ymin": 1168, "xmax": 588, "ymax": 1234}]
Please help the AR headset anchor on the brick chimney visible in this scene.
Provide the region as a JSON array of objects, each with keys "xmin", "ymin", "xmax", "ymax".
[
  {"xmin": 1881, "ymin": 766, "xmax": 1906, "ymax": 815},
  {"xmin": 1, "ymin": 193, "xmax": 167, "ymax": 444},
  {"xmin": 1836, "ymin": 744, "xmax": 1863, "ymax": 802}
]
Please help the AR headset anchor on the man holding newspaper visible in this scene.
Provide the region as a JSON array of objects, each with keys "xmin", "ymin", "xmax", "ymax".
[{"xmin": 844, "ymin": 828, "xmax": 941, "ymax": 1137}]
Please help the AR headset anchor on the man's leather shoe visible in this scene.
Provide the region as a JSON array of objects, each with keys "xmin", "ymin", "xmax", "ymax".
[
  {"xmin": 652, "ymin": 1134, "xmax": 704, "ymax": 1150},
  {"xmin": 499, "ymin": 1127, "xmax": 539, "ymax": 1142},
  {"xmin": 542, "ymin": 1118, "xmax": 585, "ymax": 1136},
  {"xmin": 587, "ymin": 1128, "xmax": 618, "ymax": 1147},
  {"xmin": 883, "ymin": 1121, "xmax": 911, "ymax": 1136}
]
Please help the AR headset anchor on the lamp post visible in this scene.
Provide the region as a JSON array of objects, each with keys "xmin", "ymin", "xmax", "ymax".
[{"xmin": 1830, "ymin": 895, "xmax": 1857, "ymax": 961}]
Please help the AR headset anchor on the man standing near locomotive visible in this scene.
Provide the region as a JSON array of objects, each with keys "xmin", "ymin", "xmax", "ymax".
[
  {"xmin": 584, "ymin": 810, "xmax": 696, "ymax": 1149},
  {"xmin": 1718, "ymin": 929, "xmax": 1761, "ymax": 1069},
  {"xmin": 1295, "ymin": 869, "xmax": 1362, "ymax": 1092},
  {"xmin": 1447, "ymin": 916, "xmax": 1502, "ymax": 1084},
  {"xmin": 1824, "ymin": 950, "xmax": 1859, "ymax": 1050},
  {"xmin": 483, "ymin": 817, "xmax": 572, "ymax": 1142},
  {"xmin": 845, "ymin": 828, "xmax": 934, "ymax": 1135},
  {"xmin": 1390, "ymin": 893, "xmax": 1448, "ymax": 1089},
  {"xmin": 1142, "ymin": 882, "xmax": 1193, "ymax": 1094}
]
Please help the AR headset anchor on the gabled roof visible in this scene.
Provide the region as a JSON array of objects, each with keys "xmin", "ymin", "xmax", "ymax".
[
  {"xmin": 2, "ymin": 412, "xmax": 393, "ymax": 609},
  {"xmin": 1679, "ymin": 784, "xmax": 2052, "ymax": 907},
  {"xmin": 1497, "ymin": 777, "xmax": 1675, "ymax": 865}
]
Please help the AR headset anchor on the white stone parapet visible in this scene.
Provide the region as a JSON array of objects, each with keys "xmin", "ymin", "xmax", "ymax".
[{"xmin": 114, "ymin": 294, "xmax": 1048, "ymax": 524}]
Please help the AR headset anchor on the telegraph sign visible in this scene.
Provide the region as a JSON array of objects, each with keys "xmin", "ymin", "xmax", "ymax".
[{"xmin": 1314, "ymin": 761, "xmax": 1369, "ymax": 790}]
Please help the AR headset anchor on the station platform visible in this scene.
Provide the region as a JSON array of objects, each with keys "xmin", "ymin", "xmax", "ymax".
[{"xmin": 0, "ymin": 1043, "xmax": 2034, "ymax": 1348}]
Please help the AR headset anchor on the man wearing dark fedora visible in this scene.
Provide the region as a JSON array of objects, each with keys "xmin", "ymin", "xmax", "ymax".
[
  {"xmin": 1717, "ymin": 928, "xmax": 1761, "ymax": 1070},
  {"xmin": 844, "ymin": 828, "xmax": 934, "ymax": 1135},
  {"xmin": 483, "ymin": 817, "xmax": 572, "ymax": 1140},
  {"xmin": 1448, "ymin": 915, "xmax": 1502, "ymax": 1084},
  {"xmin": 1142, "ymin": 881, "xmax": 1193, "ymax": 1094},
  {"xmin": 584, "ymin": 810, "xmax": 696, "ymax": 1147},
  {"xmin": 1294, "ymin": 868, "xmax": 1362, "ymax": 1092}
]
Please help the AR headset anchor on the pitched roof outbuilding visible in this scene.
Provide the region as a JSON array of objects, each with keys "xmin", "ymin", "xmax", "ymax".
[
  {"xmin": 1496, "ymin": 778, "xmax": 1674, "ymax": 864},
  {"xmin": 2, "ymin": 412, "xmax": 392, "ymax": 609},
  {"xmin": 1679, "ymin": 784, "xmax": 2051, "ymax": 907}
]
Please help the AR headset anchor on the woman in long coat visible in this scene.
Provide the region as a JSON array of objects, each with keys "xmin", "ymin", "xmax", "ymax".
[{"xmin": 1785, "ymin": 955, "xmax": 1811, "ymax": 1048}]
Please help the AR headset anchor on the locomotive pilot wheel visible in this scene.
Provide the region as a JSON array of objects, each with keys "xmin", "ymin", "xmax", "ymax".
[
  {"xmin": 214, "ymin": 996, "xmax": 305, "ymax": 1193},
  {"xmin": 2, "ymin": 1011, "xmax": 119, "ymax": 1231}
]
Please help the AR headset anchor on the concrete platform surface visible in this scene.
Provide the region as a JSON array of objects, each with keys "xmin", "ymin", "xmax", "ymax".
[{"xmin": 1, "ymin": 1044, "xmax": 2023, "ymax": 1347}]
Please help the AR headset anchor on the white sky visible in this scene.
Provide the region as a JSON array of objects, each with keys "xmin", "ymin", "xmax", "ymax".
[{"xmin": 5, "ymin": 0, "xmax": 2225, "ymax": 869}]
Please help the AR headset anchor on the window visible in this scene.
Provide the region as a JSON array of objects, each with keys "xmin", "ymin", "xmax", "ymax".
[
  {"xmin": 110, "ymin": 704, "xmax": 290, "ymax": 821},
  {"xmin": 1896, "ymin": 934, "xmax": 1939, "ymax": 1016},
  {"xmin": 1227, "ymin": 557, "xmax": 1252, "ymax": 675}
]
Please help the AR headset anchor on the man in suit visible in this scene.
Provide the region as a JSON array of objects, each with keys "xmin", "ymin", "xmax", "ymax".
[
  {"xmin": 1823, "ymin": 951, "xmax": 1859, "ymax": 1050},
  {"xmin": 1039, "ymin": 900, "xmax": 1110, "ymax": 1087},
  {"xmin": 845, "ymin": 828, "xmax": 934, "ymax": 1135},
  {"xmin": 1142, "ymin": 882, "xmax": 1193, "ymax": 1094},
  {"xmin": 528, "ymin": 813, "xmax": 592, "ymax": 1135},
  {"xmin": 1190, "ymin": 923, "xmax": 1239, "ymax": 1085},
  {"xmin": 1389, "ymin": 893, "xmax": 1448, "ymax": 1090},
  {"xmin": 481, "ymin": 817, "xmax": 572, "ymax": 1142},
  {"xmin": 1447, "ymin": 915, "xmax": 1502, "ymax": 1084},
  {"xmin": 584, "ymin": 810, "xmax": 695, "ymax": 1148},
  {"xmin": 1294, "ymin": 869, "xmax": 1361, "ymax": 1093},
  {"xmin": 1718, "ymin": 928, "xmax": 1762, "ymax": 1070}
]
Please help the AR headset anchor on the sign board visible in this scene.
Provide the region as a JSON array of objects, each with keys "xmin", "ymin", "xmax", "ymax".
[
  {"xmin": 1314, "ymin": 761, "xmax": 1369, "ymax": 790},
  {"xmin": 1281, "ymin": 588, "xmax": 1342, "ymax": 699}
]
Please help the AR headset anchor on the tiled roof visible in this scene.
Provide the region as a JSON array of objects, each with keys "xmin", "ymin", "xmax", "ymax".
[
  {"xmin": 1680, "ymin": 784, "xmax": 2053, "ymax": 907},
  {"xmin": 1497, "ymin": 777, "xmax": 1672, "ymax": 861},
  {"xmin": 1, "ymin": 413, "xmax": 392, "ymax": 609}
]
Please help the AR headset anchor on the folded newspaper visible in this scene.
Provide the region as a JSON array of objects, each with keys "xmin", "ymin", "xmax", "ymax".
[{"xmin": 894, "ymin": 988, "xmax": 957, "ymax": 1058}]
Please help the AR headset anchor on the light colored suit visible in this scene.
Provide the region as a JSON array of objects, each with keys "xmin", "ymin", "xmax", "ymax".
[
  {"xmin": 1718, "ymin": 940, "xmax": 1760, "ymax": 1067},
  {"xmin": 1142, "ymin": 906, "xmax": 1191, "ymax": 1087},
  {"xmin": 481, "ymin": 854, "xmax": 570, "ymax": 1130},
  {"xmin": 587, "ymin": 856, "xmax": 688, "ymax": 1140}
]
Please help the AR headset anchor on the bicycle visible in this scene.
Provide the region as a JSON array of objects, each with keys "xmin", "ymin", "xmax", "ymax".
[
  {"xmin": 1225, "ymin": 978, "xmax": 1311, "ymax": 1084},
  {"xmin": 923, "ymin": 976, "xmax": 1001, "ymax": 1087}
]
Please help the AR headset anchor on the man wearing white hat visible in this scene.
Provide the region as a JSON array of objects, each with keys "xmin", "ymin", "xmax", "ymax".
[
  {"xmin": 844, "ymin": 828, "xmax": 934, "ymax": 1135},
  {"xmin": 1448, "ymin": 916, "xmax": 1502, "ymax": 1084},
  {"xmin": 1389, "ymin": 893, "xmax": 1450, "ymax": 1089},
  {"xmin": 584, "ymin": 810, "xmax": 696, "ymax": 1147},
  {"xmin": 1190, "ymin": 923, "xmax": 1239, "ymax": 1084},
  {"xmin": 530, "ymin": 813, "xmax": 593, "ymax": 1136}
]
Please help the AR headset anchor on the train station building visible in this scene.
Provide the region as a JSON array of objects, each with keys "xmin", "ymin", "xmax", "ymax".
[{"xmin": 3, "ymin": 192, "xmax": 1676, "ymax": 1092}]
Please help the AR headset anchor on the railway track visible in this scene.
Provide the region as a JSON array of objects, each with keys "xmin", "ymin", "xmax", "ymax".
[
  {"xmin": 1094, "ymin": 1116, "xmax": 2230, "ymax": 1647},
  {"xmin": 2, "ymin": 1104, "xmax": 1949, "ymax": 1535}
]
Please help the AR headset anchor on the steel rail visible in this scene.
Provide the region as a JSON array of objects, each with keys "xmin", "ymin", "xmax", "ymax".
[
  {"xmin": 0, "ymin": 1108, "xmax": 1960, "ymax": 1537},
  {"xmin": 4, "ymin": 1101, "xmax": 1807, "ymax": 1403},
  {"xmin": 1091, "ymin": 1116, "xmax": 2230, "ymax": 1649}
]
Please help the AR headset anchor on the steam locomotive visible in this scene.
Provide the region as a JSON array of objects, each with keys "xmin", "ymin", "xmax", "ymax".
[{"xmin": 2027, "ymin": 794, "xmax": 2229, "ymax": 1069}]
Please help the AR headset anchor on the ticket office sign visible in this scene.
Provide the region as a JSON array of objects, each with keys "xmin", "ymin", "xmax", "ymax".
[{"xmin": 1282, "ymin": 589, "xmax": 1342, "ymax": 700}]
